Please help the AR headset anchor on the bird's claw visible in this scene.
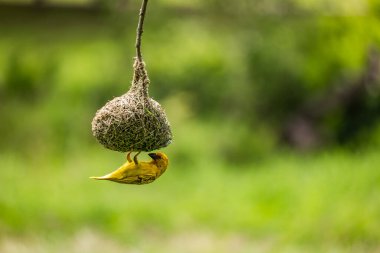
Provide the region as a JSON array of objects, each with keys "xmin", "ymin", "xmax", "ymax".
[
  {"xmin": 126, "ymin": 152, "xmax": 132, "ymax": 163},
  {"xmin": 133, "ymin": 151, "xmax": 141, "ymax": 165}
]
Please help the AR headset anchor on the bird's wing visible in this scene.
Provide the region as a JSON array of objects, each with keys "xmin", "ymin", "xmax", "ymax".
[{"xmin": 137, "ymin": 174, "xmax": 157, "ymax": 184}]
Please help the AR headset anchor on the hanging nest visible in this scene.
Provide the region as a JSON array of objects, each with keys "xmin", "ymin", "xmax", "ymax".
[{"xmin": 91, "ymin": 59, "xmax": 172, "ymax": 152}]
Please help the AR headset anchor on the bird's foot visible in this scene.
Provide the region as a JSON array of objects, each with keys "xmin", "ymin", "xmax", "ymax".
[
  {"xmin": 133, "ymin": 151, "xmax": 141, "ymax": 165},
  {"xmin": 126, "ymin": 152, "xmax": 132, "ymax": 163}
]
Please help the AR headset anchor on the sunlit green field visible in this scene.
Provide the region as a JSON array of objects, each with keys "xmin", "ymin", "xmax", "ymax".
[
  {"xmin": 1, "ymin": 144, "xmax": 380, "ymax": 252},
  {"xmin": 1, "ymin": 2, "xmax": 380, "ymax": 252}
]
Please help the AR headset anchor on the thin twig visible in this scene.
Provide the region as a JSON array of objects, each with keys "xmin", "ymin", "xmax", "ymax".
[{"xmin": 136, "ymin": 0, "xmax": 149, "ymax": 62}]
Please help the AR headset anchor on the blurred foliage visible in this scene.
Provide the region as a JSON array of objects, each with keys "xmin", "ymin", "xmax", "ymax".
[
  {"xmin": 0, "ymin": 0, "xmax": 378, "ymax": 157},
  {"xmin": 0, "ymin": 0, "xmax": 380, "ymax": 252},
  {"xmin": 1, "ymin": 147, "xmax": 380, "ymax": 252}
]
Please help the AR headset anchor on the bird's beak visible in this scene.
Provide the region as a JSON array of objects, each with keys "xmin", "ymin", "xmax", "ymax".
[{"xmin": 148, "ymin": 153, "xmax": 160, "ymax": 160}]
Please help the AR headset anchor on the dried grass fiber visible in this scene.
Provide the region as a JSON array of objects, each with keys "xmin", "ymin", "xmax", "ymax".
[{"xmin": 91, "ymin": 59, "xmax": 172, "ymax": 152}]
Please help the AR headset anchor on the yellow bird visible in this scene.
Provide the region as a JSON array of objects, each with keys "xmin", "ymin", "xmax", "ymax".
[{"xmin": 90, "ymin": 152, "xmax": 169, "ymax": 185}]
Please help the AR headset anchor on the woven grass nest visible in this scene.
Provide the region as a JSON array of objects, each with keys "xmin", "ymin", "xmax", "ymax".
[{"xmin": 91, "ymin": 59, "xmax": 172, "ymax": 152}]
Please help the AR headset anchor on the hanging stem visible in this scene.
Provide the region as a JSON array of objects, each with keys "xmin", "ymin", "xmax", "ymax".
[{"xmin": 136, "ymin": 0, "xmax": 149, "ymax": 62}]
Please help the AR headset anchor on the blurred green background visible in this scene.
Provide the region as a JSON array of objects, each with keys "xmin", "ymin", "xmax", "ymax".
[{"xmin": 1, "ymin": 0, "xmax": 380, "ymax": 252}]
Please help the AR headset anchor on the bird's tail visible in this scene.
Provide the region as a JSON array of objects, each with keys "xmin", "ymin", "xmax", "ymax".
[
  {"xmin": 90, "ymin": 173, "xmax": 113, "ymax": 180},
  {"xmin": 90, "ymin": 164, "xmax": 126, "ymax": 182}
]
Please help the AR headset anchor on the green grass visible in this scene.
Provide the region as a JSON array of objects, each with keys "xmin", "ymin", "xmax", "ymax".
[
  {"xmin": 1, "ymin": 147, "xmax": 379, "ymax": 252},
  {"xmin": 1, "ymin": 8, "xmax": 380, "ymax": 252}
]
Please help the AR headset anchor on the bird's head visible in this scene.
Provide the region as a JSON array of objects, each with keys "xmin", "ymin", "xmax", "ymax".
[{"xmin": 149, "ymin": 152, "xmax": 169, "ymax": 170}]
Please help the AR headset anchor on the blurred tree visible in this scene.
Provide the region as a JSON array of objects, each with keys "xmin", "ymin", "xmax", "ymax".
[
  {"xmin": 281, "ymin": 48, "xmax": 380, "ymax": 149},
  {"xmin": 0, "ymin": 0, "xmax": 379, "ymax": 155},
  {"xmin": 2, "ymin": 51, "xmax": 58, "ymax": 103}
]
